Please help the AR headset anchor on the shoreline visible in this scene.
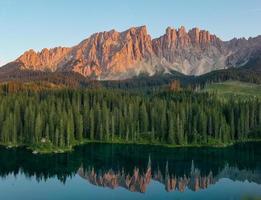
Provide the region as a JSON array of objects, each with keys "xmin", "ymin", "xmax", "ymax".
[{"xmin": 1, "ymin": 138, "xmax": 261, "ymax": 154}]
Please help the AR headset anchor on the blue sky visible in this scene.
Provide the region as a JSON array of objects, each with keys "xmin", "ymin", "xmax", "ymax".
[{"xmin": 0, "ymin": 0, "xmax": 260, "ymax": 66}]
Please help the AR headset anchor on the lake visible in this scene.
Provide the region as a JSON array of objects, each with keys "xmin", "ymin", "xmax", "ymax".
[{"xmin": 0, "ymin": 142, "xmax": 260, "ymax": 200}]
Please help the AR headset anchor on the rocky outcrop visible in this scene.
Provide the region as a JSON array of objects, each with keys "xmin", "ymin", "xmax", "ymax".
[
  {"xmin": 152, "ymin": 27, "xmax": 226, "ymax": 75},
  {"xmin": 60, "ymin": 26, "xmax": 155, "ymax": 78},
  {"xmin": 225, "ymin": 36, "xmax": 261, "ymax": 67},
  {"xmin": 18, "ymin": 47, "xmax": 71, "ymax": 71},
  {"xmin": 2, "ymin": 25, "xmax": 260, "ymax": 79}
]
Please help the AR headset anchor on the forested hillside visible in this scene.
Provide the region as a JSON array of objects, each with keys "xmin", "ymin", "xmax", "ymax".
[{"xmin": 0, "ymin": 88, "xmax": 260, "ymax": 152}]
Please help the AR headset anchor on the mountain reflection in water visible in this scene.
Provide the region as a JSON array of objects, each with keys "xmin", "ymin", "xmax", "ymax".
[
  {"xmin": 78, "ymin": 159, "xmax": 216, "ymax": 193},
  {"xmin": 77, "ymin": 158, "xmax": 261, "ymax": 193},
  {"xmin": 0, "ymin": 142, "xmax": 260, "ymax": 194}
]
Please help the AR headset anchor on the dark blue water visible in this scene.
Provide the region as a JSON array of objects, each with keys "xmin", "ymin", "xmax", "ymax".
[{"xmin": 0, "ymin": 142, "xmax": 260, "ymax": 200}]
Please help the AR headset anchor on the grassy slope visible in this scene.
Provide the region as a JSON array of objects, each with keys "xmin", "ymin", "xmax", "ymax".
[{"xmin": 202, "ymin": 81, "xmax": 261, "ymax": 97}]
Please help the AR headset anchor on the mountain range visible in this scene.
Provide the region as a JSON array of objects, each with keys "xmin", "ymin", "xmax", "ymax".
[{"xmin": 1, "ymin": 25, "xmax": 261, "ymax": 80}]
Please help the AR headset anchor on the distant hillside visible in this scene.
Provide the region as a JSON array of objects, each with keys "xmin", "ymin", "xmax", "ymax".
[
  {"xmin": 194, "ymin": 67, "xmax": 261, "ymax": 85},
  {"xmin": 0, "ymin": 58, "xmax": 260, "ymax": 92}
]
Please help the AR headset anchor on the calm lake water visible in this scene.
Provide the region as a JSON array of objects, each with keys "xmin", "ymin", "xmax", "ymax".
[{"xmin": 0, "ymin": 142, "xmax": 260, "ymax": 200}]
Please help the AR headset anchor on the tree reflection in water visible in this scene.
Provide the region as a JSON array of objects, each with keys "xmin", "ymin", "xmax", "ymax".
[{"xmin": 0, "ymin": 142, "xmax": 260, "ymax": 193}]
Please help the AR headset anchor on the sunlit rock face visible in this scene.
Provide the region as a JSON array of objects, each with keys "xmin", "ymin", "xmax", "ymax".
[
  {"xmin": 17, "ymin": 47, "xmax": 71, "ymax": 72},
  {"xmin": 2, "ymin": 26, "xmax": 261, "ymax": 79},
  {"xmin": 60, "ymin": 26, "xmax": 155, "ymax": 79}
]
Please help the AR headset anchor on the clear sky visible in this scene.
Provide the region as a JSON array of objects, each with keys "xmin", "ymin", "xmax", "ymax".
[{"xmin": 0, "ymin": 0, "xmax": 260, "ymax": 66}]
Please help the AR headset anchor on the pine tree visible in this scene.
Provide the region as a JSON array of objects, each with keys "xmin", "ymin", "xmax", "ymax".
[
  {"xmin": 35, "ymin": 113, "xmax": 42, "ymax": 143},
  {"xmin": 167, "ymin": 114, "xmax": 175, "ymax": 144},
  {"xmin": 89, "ymin": 109, "xmax": 95, "ymax": 140},
  {"xmin": 139, "ymin": 103, "xmax": 148, "ymax": 133},
  {"xmin": 66, "ymin": 111, "xmax": 74, "ymax": 147},
  {"xmin": 45, "ymin": 124, "xmax": 49, "ymax": 140},
  {"xmin": 75, "ymin": 113, "xmax": 83, "ymax": 141},
  {"xmin": 111, "ymin": 115, "xmax": 115, "ymax": 141},
  {"xmin": 258, "ymin": 104, "xmax": 261, "ymax": 124},
  {"xmin": 55, "ymin": 128, "xmax": 59, "ymax": 147},
  {"xmin": 230, "ymin": 108, "xmax": 235, "ymax": 140}
]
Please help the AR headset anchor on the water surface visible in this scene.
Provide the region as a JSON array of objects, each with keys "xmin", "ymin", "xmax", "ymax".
[{"xmin": 0, "ymin": 142, "xmax": 260, "ymax": 200}]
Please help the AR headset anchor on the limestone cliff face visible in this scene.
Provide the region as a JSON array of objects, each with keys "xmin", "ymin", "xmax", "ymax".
[
  {"xmin": 60, "ymin": 26, "xmax": 154, "ymax": 78},
  {"xmin": 17, "ymin": 47, "xmax": 71, "ymax": 71},
  {"xmin": 152, "ymin": 27, "xmax": 226, "ymax": 75},
  {"xmin": 225, "ymin": 36, "xmax": 261, "ymax": 67},
  {"xmin": 3, "ymin": 25, "xmax": 260, "ymax": 79}
]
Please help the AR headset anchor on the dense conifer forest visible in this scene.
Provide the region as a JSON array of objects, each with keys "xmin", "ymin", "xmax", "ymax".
[{"xmin": 0, "ymin": 85, "xmax": 260, "ymax": 152}]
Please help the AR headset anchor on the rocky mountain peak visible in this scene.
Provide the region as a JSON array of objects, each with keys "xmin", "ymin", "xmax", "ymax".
[
  {"xmin": 188, "ymin": 28, "xmax": 200, "ymax": 44},
  {"xmin": 178, "ymin": 26, "xmax": 187, "ymax": 35},
  {"xmin": 17, "ymin": 47, "xmax": 71, "ymax": 71},
  {"xmin": 59, "ymin": 26, "xmax": 154, "ymax": 78},
  {"xmin": 126, "ymin": 25, "xmax": 148, "ymax": 35},
  {"xmin": 1, "ymin": 25, "xmax": 260, "ymax": 79}
]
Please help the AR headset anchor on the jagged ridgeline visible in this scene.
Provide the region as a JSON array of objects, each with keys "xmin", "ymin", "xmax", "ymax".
[
  {"xmin": 1, "ymin": 26, "xmax": 261, "ymax": 80},
  {"xmin": 0, "ymin": 26, "xmax": 260, "ymax": 92},
  {"xmin": 0, "ymin": 143, "xmax": 260, "ymax": 193},
  {"xmin": 0, "ymin": 88, "xmax": 260, "ymax": 152}
]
